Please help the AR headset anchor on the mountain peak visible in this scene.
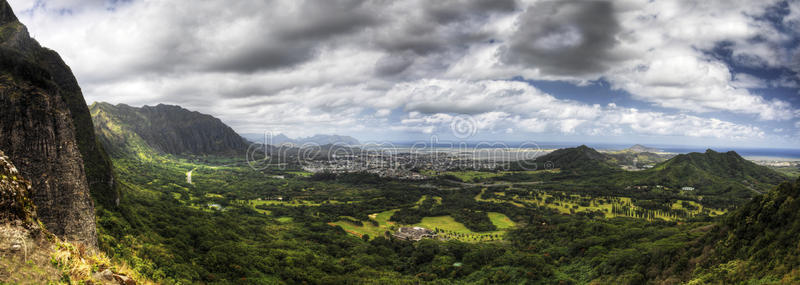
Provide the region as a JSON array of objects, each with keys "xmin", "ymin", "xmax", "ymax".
[
  {"xmin": 534, "ymin": 145, "xmax": 615, "ymax": 172},
  {"xmin": 0, "ymin": 1, "xmax": 17, "ymax": 26},
  {"xmin": 647, "ymin": 149, "xmax": 786, "ymax": 199},
  {"xmin": 696, "ymin": 149, "xmax": 743, "ymax": 159}
]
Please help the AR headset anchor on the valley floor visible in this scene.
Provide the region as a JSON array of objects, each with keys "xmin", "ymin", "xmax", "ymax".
[{"xmin": 91, "ymin": 149, "xmax": 797, "ymax": 284}]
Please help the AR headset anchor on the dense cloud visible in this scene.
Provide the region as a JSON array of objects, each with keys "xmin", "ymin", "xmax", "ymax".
[
  {"xmin": 207, "ymin": 0, "xmax": 380, "ymax": 73},
  {"xmin": 7, "ymin": 0, "xmax": 800, "ymax": 145},
  {"xmin": 502, "ymin": 0, "xmax": 622, "ymax": 76}
]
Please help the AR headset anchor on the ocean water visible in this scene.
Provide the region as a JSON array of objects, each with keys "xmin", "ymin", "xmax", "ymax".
[{"xmin": 382, "ymin": 141, "xmax": 800, "ymax": 160}]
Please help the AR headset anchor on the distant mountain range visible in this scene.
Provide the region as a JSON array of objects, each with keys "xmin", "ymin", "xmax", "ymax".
[
  {"xmin": 241, "ymin": 133, "xmax": 360, "ymax": 146},
  {"xmin": 90, "ymin": 102, "xmax": 248, "ymax": 156},
  {"xmin": 523, "ymin": 145, "xmax": 788, "ymax": 204}
]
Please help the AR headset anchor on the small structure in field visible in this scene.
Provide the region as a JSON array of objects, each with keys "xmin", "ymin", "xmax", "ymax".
[
  {"xmin": 681, "ymin": 186, "xmax": 695, "ymax": 191},
  {"xmin": 393, "ymin": 227, "xmax": 437, "ymax": 241}
]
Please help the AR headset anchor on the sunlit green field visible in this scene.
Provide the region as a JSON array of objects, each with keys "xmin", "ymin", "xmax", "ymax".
[
  {"xmin": 414, "ymin": 215, "xmax": 509, "ymax": 242},
  {"xmin": 330, "ymin": 209, "xmax": 398, "ymax": 238},
  {"xmin": 488, "ymin": 212, "xmax": 515, "ymax": 229},
  {"xmin": 332, "ymin": 211, "xmax": 515, "ymax": 242},
  {"xmin": 420, "ymin": 169, "xmax": 559, "ymax": 182},
  {"xmin": 476, "ymin": 187, "xmax": 725, "ymax": 221}
]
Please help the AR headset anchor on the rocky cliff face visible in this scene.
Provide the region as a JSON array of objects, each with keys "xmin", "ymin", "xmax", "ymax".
[
  {"xmin": 0, "ymin": 1, "xmax": 108, "ymax": 246},
  {"xmin": 91, "ymin": 102, "xmax": 249, "ymax": 156}
]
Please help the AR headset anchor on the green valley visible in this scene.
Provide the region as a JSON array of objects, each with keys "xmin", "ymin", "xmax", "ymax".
[
  {"xmin": 84, "ymin": 104, "xmax": 796, "ymax": 283},
  {"xmin": 3, "ymin": 1, "xmax": 800, "ymax": 284}
]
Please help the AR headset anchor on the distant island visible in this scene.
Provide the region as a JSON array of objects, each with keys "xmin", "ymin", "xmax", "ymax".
[{"xmin": 624, "ymin": 144, "xmax": 661, "ymax": 153}]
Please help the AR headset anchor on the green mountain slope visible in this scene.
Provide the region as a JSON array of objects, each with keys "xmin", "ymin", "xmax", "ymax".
[
  {"xmin": 606, "ymin": 151, "xmax": 670, "ymax": 168},
  {"xmin": 631, "ymin": 150, "xmax": 787, "ymax": 205},
  {"xmin": 90, "ymin": 102, "xmax": 248, "ymax": 157},
  {"xmin": 687, "ymin": 178, "xmax": 800, "ymax": 283},
  {"xmin": 532, "ymin": 145, "xmax": 618, "ymax": 173}
]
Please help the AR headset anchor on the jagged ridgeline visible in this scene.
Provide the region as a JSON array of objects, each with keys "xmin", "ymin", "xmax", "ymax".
[
  {"xmin": 90, "ymin": 102, "xmax": 248, "ymax": 157},
  {"xmin": 0, "ymin": 1, "xmax": 118, "ymax": 246}
]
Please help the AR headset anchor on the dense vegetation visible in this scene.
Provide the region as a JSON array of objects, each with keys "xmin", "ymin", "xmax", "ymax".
[
  {"xmin": 86, "ymin": 104, "xmax": 799, "ymax": 283},
  {"xmin": 90, "ymin": 143, "xmax": 796, "ymax": 284},
  {"xmin": 508, "ymin": 146, "xmax": 787, "ymax": 209},
  {"xmin": 691, "ymin": 178, "xmax": 800, "ymax": 283}
]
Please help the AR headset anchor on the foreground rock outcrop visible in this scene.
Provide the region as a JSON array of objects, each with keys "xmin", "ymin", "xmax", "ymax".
[
  {"xmin": 0, "ymin": 0, "xmax": 115, "ymax": 246},
  {"xmin": 0, "ymin": 150, "xmax": 37, "ymax": 228},
  {"xmin": 0, "ymin": 150, "xmax": 143, "ymax": 284}
]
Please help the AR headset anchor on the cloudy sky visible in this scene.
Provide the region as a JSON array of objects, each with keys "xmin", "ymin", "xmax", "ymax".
[{"xmin": 8, "ymin": 0, "xmax": 800, "ymax": 147}]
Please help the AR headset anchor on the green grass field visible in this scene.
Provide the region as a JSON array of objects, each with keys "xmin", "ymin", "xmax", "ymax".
[
  {"xmin": 476, "ymin": 187, "xmax": 725, "ymax": 221},
  {"xmin": 370, "ymin": 209, "xmax": 398, "ymax": 227},
  {"xmin": 488, "ymin": 212, "xmax": 515, "ymax": 229},
  {"xmin": 414, "ymin": 215, "xmax": 507, "ymax": 242},
  {"xmin": 287, "ymin": 171, "xmax": 312, "ymax": 177},
  {"xmin": 329, "ymin": 221, "xmax": 385, "ymax": 238},
  {"xmin": 331, "ymin": 209, "xmax": 398, "ymax": 238},
  {"xmin": 330, "ymin": 210, "xmax": 515, "ymax": 242},
  {"xmin": 413, "ymin": 195, "xmax": 442, "ymax": 208},
  {"xmin": 429, "ymin": 170, "xmax": 557, "ymax": 182}
]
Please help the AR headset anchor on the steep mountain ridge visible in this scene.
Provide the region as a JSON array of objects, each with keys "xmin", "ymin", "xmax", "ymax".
[
  {"xmin": 0, "ymin": 0, "xmax": 109, "ymax": 246},
  {"xmin": 91, "ymin": 102, "xmax": 248, "ymax": 156},
  {"xmin": 646, "ymin": 149, "xmax": 784, "ymax": 192}
]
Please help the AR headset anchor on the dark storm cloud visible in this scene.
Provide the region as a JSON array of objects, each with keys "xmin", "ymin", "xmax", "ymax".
[
  {"xmin": 375, "ymin": 52, "xmax": 415, "ymax": 76},
  {"xmin": 208, "ymin": 42, "xmax": 319, "ymax": 73},
  {"xmin": 792, "ymin": 48, "xmax": 800, "ymax": 77},
  {"xmin": 209, "ymin": 0, "xmax": 380, "ymax": 73},
  {"xmin": 501, "ymin": 0, "xmax": 622, "ymax": 76},
  {"xmin": 374, "ymin": 0, "xmax": 516, "ymax": 56},
  {"xmin": 276, "ymin": 0, "xmax": 379, "ymax": 41},
  {"xmin": 423, "ymin": 0, "xmax": 517, "ymax": 24}
]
